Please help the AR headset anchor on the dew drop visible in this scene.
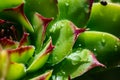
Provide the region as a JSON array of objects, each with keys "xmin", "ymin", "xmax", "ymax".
[
  {"xmin": 78, "ymin": 44, "xmax": 82, "ymax": 47},
  {"xmin": 114, "ymin": 45, "xmax": 118, "ymax": 51},
  {"xmin": 54, "ymin": 56, "xmax": 58, "ymax": 61},
  {"xmin": 56, "ymin": 41, "xmax": 60, "ymax": 46},
  {"xmin": 71, "ymin": 55, "xmax": 81, "ymax": 65},
  {"xmin": 84, "ymin": 6, "xmax": 89, "ymax": 13},
  {"xmin": 61, "ymin": 71, "xmax": 66, "ymax": 75},
  {"xmin": 101, "ymin": 39, "xmax": 106, "ymax": 46},
  {"xmin": 116, "ymin": 64, "xmax": 120, "ymax": 67},
  {"xmin": 93, "ymin": 48, "xmax": 97, "ymax": 52},
  {"xmin": 102, "ymin": 33, "xmax": 105, "ymax": 37},
  {"xmin": 65, "ymin": 2, "xmax": 69, "ymax": 6}
]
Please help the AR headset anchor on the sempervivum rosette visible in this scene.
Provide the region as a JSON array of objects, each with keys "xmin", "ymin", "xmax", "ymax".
[{"xmin": 0, "ymin": 0, "xmax": 120, "ymax": 80}]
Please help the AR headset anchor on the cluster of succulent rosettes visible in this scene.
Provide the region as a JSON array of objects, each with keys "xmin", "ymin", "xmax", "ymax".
[{"xmin": 0, "ymin": 0, "xmax": 120, "ymax": 80}]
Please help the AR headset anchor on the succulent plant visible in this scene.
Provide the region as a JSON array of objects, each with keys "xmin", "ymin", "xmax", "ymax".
[{"xmin": 0, "ymin": 0, "xmax": 120, "ymax": 80}]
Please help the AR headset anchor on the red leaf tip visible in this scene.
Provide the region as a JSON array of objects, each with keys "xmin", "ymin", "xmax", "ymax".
[
  {"xmin": 0, "ymin": 37, "xmax": 16, "ymax": 48},
  {"xmin": 70, "ymin": 22, "xmax": 86, "ymax": 40},
  {"xmin": 45, "ymin": 39, "xmax": 55, "ymax": 54},
  {"xmin": 8, "ymin": 46, "xmax": 33, "ymax": 55},
  {"xmin": 4, "ymin": 3, "xmax": 24, "ymax": 14},
  {"xmin": 88, "ymin": 53, "xmax": 106, "ymax": 70},
  {"xmin": 19, "ymin": 32, "xmax": 29, "ymax": 47},
  {"xmin": 36, "ymin": 13, "xmax": 53, "ymax": 28},
  {"xmin": 74, "ymin": 28, "xmax": 86, "ymax": 40},
  {"xmin": 0, "ymin": 19, "xmax": 5, "ymax": 24}
]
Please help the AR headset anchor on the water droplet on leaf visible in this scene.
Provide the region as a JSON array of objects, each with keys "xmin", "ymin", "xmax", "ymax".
[
  {"xmin": 78, "ymin": 44, "xmax": 82, "ymax": 47},
  {"xmin": 65, "ymin": 3, "xmax": 69, "ymax": 6},
  {"xmin": 93, "ymin": 48, "xmax": 97, "ymax": 52},
  {"xmin": 101, "ymin": 39, "xmax": 106, "ymax": 46},
  {"xmin": 114, "ymin": 45, "xmax": 118, "ymax": 51}
]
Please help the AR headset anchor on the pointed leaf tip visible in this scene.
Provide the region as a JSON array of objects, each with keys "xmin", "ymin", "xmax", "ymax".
[
  {"xmin": 35, "ymin": 13, "xmax": 53, "ymax": 28},
  {"xmin": 19, "ymin": 32, "xmax": 29, "ymax": 47},
  {"xmin": 45, "ymin": 39, "xmax": 55, "ymax": 55},
  {"xmin": 30, "ymin": 70, "xmax": 53, "ymax": 80},
  {"xmin": 4, "ymin": 3, "xmax": 34, "ymax": 33},
  {"xmin": 71, "ymin": 23, "xmax": 86, "ymax": 40},
  {"xmin": 88, "ymin": 52, "xmax": 105, "ymax": 70},
  {"xmin": 4, "ymin": 3, "xmax": 24, "ymax": 15},
  {"xmin": 74, "ymin": 28, "xmax": 86, "ymax": 40},
  {"xmin": 89, "ymin": 0, "xmax": 94, "ymax": 11}
]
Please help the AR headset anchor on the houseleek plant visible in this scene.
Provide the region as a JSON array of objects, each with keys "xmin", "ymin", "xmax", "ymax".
[{"xmin": 0, "ymin": 0, "xmax": 120, "ymax": 80}]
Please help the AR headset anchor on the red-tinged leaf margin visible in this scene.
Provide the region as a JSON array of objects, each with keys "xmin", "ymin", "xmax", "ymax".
[
  {"xmin": 35, "ymin": 13, "xmax": 53, "ymax": 41},
  {"xmin": 44, "ymin": 39, "xmax": 55, "ymax": 55},
  {"xmin": 4, "ymin": 3, "xmax": 26, "ymax": 21},
  {"xmin": 35, "ymin": 13, "xmax": 53, "ymax": 29},
  {"xmin": 70, "ymin": 22, "xmax": 86, "ymax": 41},
  {"xmin": 30, "ymin": 70, "xmax": 53, "ymax": 80},
  {"xmin": 0, "ymin": 19, "xmax": 5, "ymax": 24},
  {"xmin": 4, "ymin": 3, "xmax": 34, "ymax": 33},
  {"xmin": 88, "ymin": 52, "xmax": 106, "ymax": 70},
  {"xmin": 0, "ymin": 37, "xmax": 16, "ymax": 49},
  {"xmin": 7, "ymin": 46, "xmax": 34, "ymax": 56},
  {"xmin": 88, "ymin": 0, "xmax": 94, "ymax": 12},
  {"xmin": 18, "ymin": 32, "xmax": 29, "ymax": 47}
]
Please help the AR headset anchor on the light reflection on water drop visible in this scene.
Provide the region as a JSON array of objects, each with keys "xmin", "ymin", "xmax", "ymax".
[
  {"xmin": 101, "ymin": 39, "xmax": 106, "ymax": 46},
  {"xmin": 93, "ymin": 48, "xmax": 97, "ymax": 52},
  {"xmin": 114, "ymin": 45, "xmax": 118, "ymax": 51},
  {"xmin": 78, "ymin": 44, "xmax": 82, "ymax": 47},
  {"xmin": 65, "ymin": 2, "xmax": 69, "ymax": 6}
]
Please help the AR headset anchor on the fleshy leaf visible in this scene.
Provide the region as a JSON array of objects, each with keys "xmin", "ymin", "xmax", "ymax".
[
  {"xmin": 18, "ymin": 32, "xmax": 29, "ymax": 47},
  {"xmin": 0, "ymin": 37, "xmax": 17, "ymax": 49},
  {"xmin": 111, "ymin": 0, "xmax": 120, "ymax": 3},
  {"xmin": 0, "ymin": 0, "xmax": 25, "ymax": 11},
  {"xmin": 57, "ymin": 0, "xmax": 93, "ymax": 27},
  {"xmin": 6, "ymin": 62, "xmax": 26, "ymax": 80},
  {"xmin": 8, "ymin": 46, "xmax": 35, "ymax": 64},
  {"xmin": 25, "ymin": 0, "xmax": 58, "ymax": 18},
  {"xmin": 74, "ymin": 31, "xmax": 120, "ymax": 67},
  {"xmin": 27, "ymin": 38, "xmax": 54, "ymax": 72},
  {"xmin": 87, "ymin": 2, "xmax": 120, "ymax": 37},
  {"xmin": 52, "ymin": 49, "xmax": 104, "ymax": 79},
  {"xmin": 48, "ymin": 20, "xmax": 85, "ymax": 65},
  {"xmin": 31, "ymin": 13, "xmax": 53, "ymax": 53},
  {"xmin": 0, "ymin": 3, "xmax": 34, "ymax": 33},
  {"xmin": 0, "ymin": 50, "xmax": 9, "ymax": 80},
  {"xmin": 29, "ymin": 70, "xmax": 53, "ymax": 80}
]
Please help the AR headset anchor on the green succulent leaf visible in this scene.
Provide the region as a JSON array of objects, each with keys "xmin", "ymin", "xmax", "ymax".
[
  {"xmin": 0, "ymin": 0, "xmax": 120, "ymax": 80},
  {"xmin": 0, "ymin": 38, "xmax": 17, "ymax": 50},
  {"xmin": 0, "ymin": 4, "xmax": 34, "ymax": 33},
  {"xmin": 0, "ymin": 51, "xmax": 9, "ymax": 80},
  {"xmin": 30, "ymin": 70, "xmax": 53, "ymax": 80},
  {"xmin": 8, "ymin": 46, "xmax": 35, "ymax": 64},
  {"xmin": 0, "ymin": 0, "xmax": 25, "ymax": 11},
  {"xmin": 52, "ymin": 49, "xmax": 104, "ymax": 79},
  {"xmin": 57, "ymin": 0, "xmax": 93, "ymax": 27},
  {"xmin": 87, "ymin": 2, "xmax": 120, "ymax": 37},
  {"xmin": 111, "ymin": 0, "xmax": 120, "ymax": 3},
  {"xmin": 74, "ymin": 31, "xmax": 120, "ymax": 67},
  {"xmin": 27, "ymin": 38, "xmax": 54, "ymax": 72},
  {"xmin": 25, "ymin": 0, "xmax": 58, "ymax": 18},
  {"xmin": 6, "ymin": 62, "xmax": 26, "ymax": 80},
  {"xmin": 48, "ymin": 20, "xmax": 85, "ymax": 65},
  {"xmin": 31, "ymin": 13, "xmax": 53, "ymax": 53}
]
